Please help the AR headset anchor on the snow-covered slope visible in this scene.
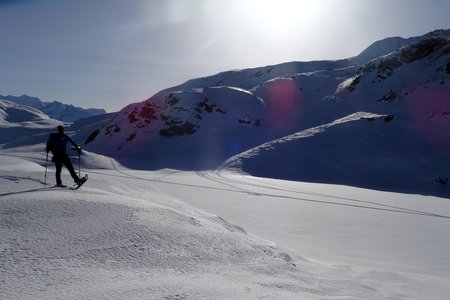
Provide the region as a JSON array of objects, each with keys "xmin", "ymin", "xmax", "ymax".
[
  {"xmin": 71, "ymin": 29, "xmax": 449, "ymax": 197},
  {"xmin": 0, "ymin": 94, "xmax": 106, "ymax": 122},
  {"xmin": 1, "ymin": 147, "xmax": 450, "ymax": 299},
  {"xmin": 3, "ymin": 28, "xmax": 450, "ymax": 300},
  {"xmin": 0, "ymin": 99, "xmax": 52, "ymax": 126},
  {"xmin": 0, "ymin": 152, "xmax": 300, "ymax": 299},
  {"xmin": 221, "ymin": 112, "xmax": 450, "ymax": 197},
  {"xmin": 0, "ymin": 99, "xmax": 63, "ymax": 148},
  {"xmin": 73, "ymin": 86, "xmax": 266, "ymax": 170}
]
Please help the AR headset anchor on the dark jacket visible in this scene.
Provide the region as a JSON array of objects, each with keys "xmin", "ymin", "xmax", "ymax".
[{"xmin": 46, "ymin": 133, "xmax": 79, "ymax": 156}]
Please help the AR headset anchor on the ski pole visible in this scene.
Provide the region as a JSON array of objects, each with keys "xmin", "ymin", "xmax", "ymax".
[
  {"xmin": 44, "ymin": 151, "xmax": 48, "ymax": 187},
  {"xmin": 78, "ymin": 148, "xmax": 81, "ymax": 177},
  {"xmin": 71, "ymin": 146, "xmax": 82, "ymax": 177}
]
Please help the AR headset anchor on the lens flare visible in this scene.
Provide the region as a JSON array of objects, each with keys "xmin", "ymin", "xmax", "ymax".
[
  {"xmin": 405, "ymin": 86, "xmax": 450, "ymax": 152},
  {"xmin": 262, "ymin": 79, "xmax": 302, "ymax": 132}
]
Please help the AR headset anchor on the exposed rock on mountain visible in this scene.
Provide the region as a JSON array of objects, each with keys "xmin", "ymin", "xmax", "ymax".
[{"xmin": 70, "ymin": 29, "xmax": 449, "ymax": 196}]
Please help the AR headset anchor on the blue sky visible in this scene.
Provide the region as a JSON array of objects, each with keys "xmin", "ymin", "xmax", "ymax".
[{"xmin": 1, "ymin": 0, "xmax": 449, "ymax": 112}]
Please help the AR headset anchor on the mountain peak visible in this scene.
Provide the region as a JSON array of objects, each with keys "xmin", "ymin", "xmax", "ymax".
[
  {"xmin": 70, "ymin": 29, "xmax": 450, "ymax": 196},
  {"xmin": 0, "ymin": 94, "xmax": 106, "ymax": 122},
  {"xmin": 351, "ymin": 29, "xmax": 450, "ymax": 64}
]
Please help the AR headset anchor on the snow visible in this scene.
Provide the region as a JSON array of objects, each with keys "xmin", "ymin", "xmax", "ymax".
[
  {"xmin": 1, "ymin": 150, "xmax": 302, "ymax": 299},
  {"xmin": 1, "ymin": 29, "xmax": 450, "ymax": 299},
  {"xmin": 0, "ymin": 99, "xmax": 53, "ymax": 127},
  {"xmin": 66, "ymin": 30, "xmax": 450, "ymax": 198},
  {"xmin": 0, "ymin": 95, "xmax": 106, "ymax": 122},
  {"xmin": 1, "ymin": 146, "xmax": 450, "ymax": 299}
]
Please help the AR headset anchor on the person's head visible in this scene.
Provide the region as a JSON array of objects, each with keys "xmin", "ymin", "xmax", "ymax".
[{"xmin": 57, "ymin": 125, "xmax": 65, "ymax": 135}]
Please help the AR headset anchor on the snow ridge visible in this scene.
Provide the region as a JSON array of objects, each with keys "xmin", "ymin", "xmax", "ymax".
[
  {"xmin": 0, "ymin": 94, "xmax": 106, "ymax": 122},
  {"xmin": 68, "ymin": 29, "xmax": 450, "ymax": 196}
]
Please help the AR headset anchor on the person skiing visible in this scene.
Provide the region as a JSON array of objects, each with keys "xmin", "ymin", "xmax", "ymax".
[{"xmin": 46, "ymin": 125, "xmax": 83, "ymax": 187}]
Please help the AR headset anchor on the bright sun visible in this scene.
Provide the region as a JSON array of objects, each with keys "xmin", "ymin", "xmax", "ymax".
[{"xmin": 241, "ymin": 0, "xmax": 323, "ymax": 35}]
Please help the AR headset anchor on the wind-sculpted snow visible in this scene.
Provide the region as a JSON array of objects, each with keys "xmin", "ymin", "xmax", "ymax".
[
  {"xmin": 0, "ymin": 152, "xmax": 389, "ymax": 299},
  {"xmin": 0, "ymin": 154, "xmax": 301, "ymax": 299},
  {"xmin": 1, "ymin": 149, "xmax": 450, "ymax": 299}
]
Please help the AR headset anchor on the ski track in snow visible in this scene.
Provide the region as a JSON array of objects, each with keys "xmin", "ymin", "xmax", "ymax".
[
  {"xmin": 94, "ymin": 161, "xmax": 449, "ymax": 220},
  {"xmin": 1, "ymin": 150, "xmax": 450, "ymax": 299}
]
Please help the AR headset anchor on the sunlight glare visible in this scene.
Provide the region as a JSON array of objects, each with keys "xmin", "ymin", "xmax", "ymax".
[{"xmin": 242, "ymin": 0, "xmax": 323, "ymax": 36}]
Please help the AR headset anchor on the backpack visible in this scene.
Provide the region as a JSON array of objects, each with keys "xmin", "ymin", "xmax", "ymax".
[{"xmin": 46, "ymin": 133, "xmax": 60, "ymax": 154}]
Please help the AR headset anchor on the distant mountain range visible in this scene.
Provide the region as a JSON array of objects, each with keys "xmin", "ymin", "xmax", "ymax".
[
  {"xmin": 0, "ymin": 94, "xmax": 106, "ymax": 122},
  {"xmin": 1, "ymin": 29, "xmax": 448, "ymax": 197}
]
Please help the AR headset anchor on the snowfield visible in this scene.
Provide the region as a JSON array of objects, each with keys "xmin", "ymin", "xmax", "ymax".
[
  {"xmin": 1, "ymin": 29, "xmax": 449, "ymax": 299},
  {"xmin": 1, "ymin": 148, "xmax": 449, "ymax": 299}
]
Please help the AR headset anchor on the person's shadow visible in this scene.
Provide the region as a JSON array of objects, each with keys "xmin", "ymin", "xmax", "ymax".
[{"xmin": 0, "ymin": 175, "xmax": 49, "ymax": 197}]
